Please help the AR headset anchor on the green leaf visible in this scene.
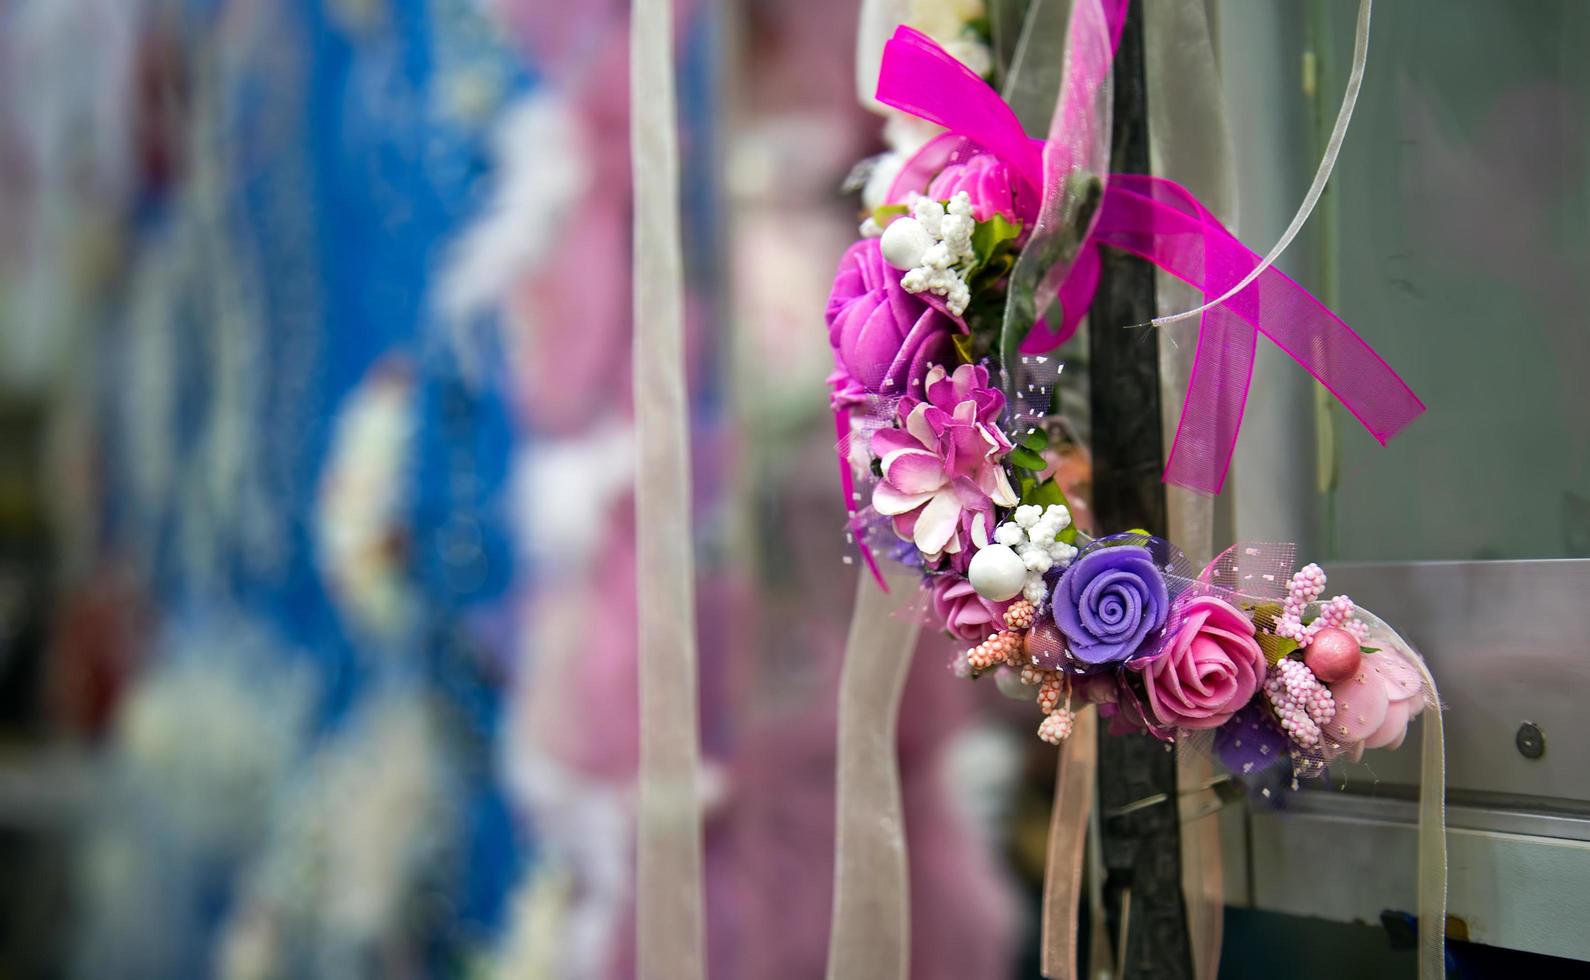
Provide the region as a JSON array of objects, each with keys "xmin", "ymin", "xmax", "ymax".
[
  {"xmin": 1007, "ymin": 446, "xmax": 1047, "ymax": 471},
  {"xmin": 967, "ymin": 251, "xmax": 1016, "ymax": 297},
  {"xmin": 951, "ymin": 333, "xmax": 976, "ymax": 364},
  {"xmin": 1360, "ymin": 646, "xmax": 1380, "ymax": 654},
  {"xmin": 1256, "ymin": 632, "xmax": 1300, "ymax": 666},
  {"xmin": 870, "ymin": 203, "xmax": 908, "ymax": 226},
  {"xmin": 1019, "ymin": 477, "xmax": 1079, "ymax": 545},
  {"xmin": 1021, "ymin": 475, "xmax": 1068, "ymax": 509},
  {"xmin": 1094, "ymin": 528, "xmax": 1152, "ymax": 550},
  {"xmin": 1243, "ymin": 602, "xmax": 1284, "ymax": 631},
  {"xmin": 970, "ymin": 212, "xmax": 1023, "ymax": 268},
  {"xmin": 1019, "ymin": 427, "xmax": 1050, "ymax": 452}
]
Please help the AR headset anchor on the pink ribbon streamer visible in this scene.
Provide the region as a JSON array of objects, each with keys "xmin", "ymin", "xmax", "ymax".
[
  {"xmin": 1089, "ymin": 176, "xmax": 1425, "ymax": 491},
  {"xmin": 875, "ymin": 28, "xmax": 1045, "ymax": 201},
  {"xmin": 871, "ymin": 24, "xmax": 1425, "ymax": 496}
]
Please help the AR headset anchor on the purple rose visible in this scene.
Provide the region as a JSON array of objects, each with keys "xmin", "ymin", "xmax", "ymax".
[
  {"xmin": 825, "ymin": 238, "xmax": 956, "ymax": 398},
  {"xmin": 1053, "ymin": 546, "xmax": 1169, "ymax": 665}
]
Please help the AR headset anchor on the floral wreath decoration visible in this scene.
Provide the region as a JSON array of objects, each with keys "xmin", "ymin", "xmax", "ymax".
[{"xmin": 824, "ymin": 23, "xmax": 1437, "ymax": 784}]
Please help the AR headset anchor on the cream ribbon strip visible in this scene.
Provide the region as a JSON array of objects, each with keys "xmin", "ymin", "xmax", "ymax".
[
  {"xmin": 631, "ymin": 0, "xmax": 706, "ymax": 976},
  {"xmin": 1149, "ymin": 0, "xmax": 1371, "ymax": 329},
  {"xmin": 1356, "ymin": 609, "xmax": 1447, "ymax": 980},
  {"xmin": 825, "ymin": 569, "xmax": 925, "ymax": 980},
  {"xmin": 1176, "ymin": 749, "xmax": 1225, "ymax": 980},
  {"xmin": 1418, "ymin": 655, "xmax": 1456, "ymax": 973},
  {"xmin": 1143, "ymin": 2, "xmax": 1236, "ymax": 975},
  {"xmin": 1416, "ymin": 655, "xmax": 1447, "ymax": 980},
  {"xmin": 1040, "ymin": 705, "xmax": 1098, "ymax": 979},
  {"xmin": 855, "ymin": 0, "xmax": 910, "ymax": 112}
]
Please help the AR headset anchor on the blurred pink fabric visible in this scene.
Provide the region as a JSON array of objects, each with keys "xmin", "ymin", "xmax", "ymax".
[{"xmin": 492, "ymin": 1, "xmax": 1021, "ymax": 975}]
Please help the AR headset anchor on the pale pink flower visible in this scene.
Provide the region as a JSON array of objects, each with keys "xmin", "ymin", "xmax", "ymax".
[
  {"xmin": 930, "ymin": 573, "xmax": 1011, "ymax": 642},
  {"xmin": 870, "ymin": 363, "xmax": 1018, "ymax": 565}
]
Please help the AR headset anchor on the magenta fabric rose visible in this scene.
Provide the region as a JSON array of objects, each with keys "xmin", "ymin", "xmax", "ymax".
[
  {"xmin": 931, "ymin": 574, "xmax": 1010, "ymax": 642},
  {"xmin": 1136, "ymin": 596, "xmax": 1265, "ymax": 730},
  {"xmin": 870, "ymin": 363, "xmax": 1018, "ymax": 565},
  {"xmin": 926, "ymin": 151, "xmax": 1021, "ymax": 223},
  {"xmin": 825, "ymin": 238, "xmax": 957, "ymax": 397}
]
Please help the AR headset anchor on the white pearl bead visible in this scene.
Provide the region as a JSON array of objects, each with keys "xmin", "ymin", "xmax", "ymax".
[
  {"xmin": 879, "ymin": 217, "xmax": 934, "ymax": 271},
  {"xmin": 968, "ymin": 544, "xmax": 1028, "ymax": 602}
]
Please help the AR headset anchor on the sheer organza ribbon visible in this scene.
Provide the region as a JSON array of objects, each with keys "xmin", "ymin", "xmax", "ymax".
[
  {"xmin": 825, "ymin": 568, "xmax": 926, "ymax": 980},
  {"xmin": 871, "ymin": 22, "xmax": 1425, "ymax": 495},
  {"xmin": 631, "ymin": 0, "xmax": 705, "ymax": 976},
  {"xmin": 1356, "ymin": 608, "xmax": 1448, "ymax": 980}
]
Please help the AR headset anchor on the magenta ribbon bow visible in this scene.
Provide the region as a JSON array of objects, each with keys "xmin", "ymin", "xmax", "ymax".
[{"xmin": 874, "ymin": 23, "xmax": 1425, "ymax": 495}]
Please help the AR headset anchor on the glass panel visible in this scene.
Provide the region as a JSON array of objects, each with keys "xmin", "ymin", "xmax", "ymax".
[{"xmin": 1317, "ymin": 0, "xmax": 1590, "ymax": 560}]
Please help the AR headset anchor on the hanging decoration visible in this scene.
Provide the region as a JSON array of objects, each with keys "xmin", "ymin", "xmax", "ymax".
[{"xmin": 822, "ymin": 5, "xmax": 1444, "ymax": 979}]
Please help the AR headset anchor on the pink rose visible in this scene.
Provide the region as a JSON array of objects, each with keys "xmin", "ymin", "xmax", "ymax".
[
  {"xmin": 1136, "ymin": 596, "xmax": 1264, "ymax": 731},
  {"xmin": 931, "ymin": 574, "xmax": 1009, "ymax": 642}
]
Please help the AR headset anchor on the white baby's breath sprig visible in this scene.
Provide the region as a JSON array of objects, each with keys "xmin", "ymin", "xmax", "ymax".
[
  {"xmin": 992, "ymin": 504, "xmax": 1077, "ymax": 604},
  {"xmin": 878, "ymin": 191, "xmax": 979, "ymax": 315}
]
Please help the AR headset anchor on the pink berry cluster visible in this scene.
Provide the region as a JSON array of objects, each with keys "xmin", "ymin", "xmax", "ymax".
[
  {"xmin": 963, "ymin": 600, "xmax": 1039, "ymax": 673},
  {"xmin": 966, "ymin": 631, "xmax": 1023, "ymax": 672},
  {"xmin": 1019, "ymin": 664, "xmax": 1050, "ymax": 687},
  {"xmin": 1315, "ymin": 595, "xmax": 1369, "ymax": 642},
  {"xmin": 1263, "ymin": 658, "xmax": 1336, "ymax": 748},
  {"xmin": 1275, "ymin": 564, "xmax": 1367, "ymax": 647},
  {"xmin": 1023, "ymin": 665, "xmax": 1074, "ymax": 743},
  {"xmin": 1003, "ymin": 599, "xmax": 1037, "ymax": 630},
  {"xmin": 1036, "ymin": 673, "xmax": 1064, "ymax": 714},
  {"xmin": 962, "ymin": 599, "xmax": 1080, "ymax": 745},
  {"xmin": 1037, "ymin": 708, "xmax": 1076, "ymax": 745}
]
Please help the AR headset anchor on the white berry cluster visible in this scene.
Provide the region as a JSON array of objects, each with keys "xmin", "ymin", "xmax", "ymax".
[
  {"xmin": 878, "ymin": 192, "xmax": 977, "ymax": 315},
  {"xmin": 993, "ymin": 504, "xmax": 1078, "ymax": 604}
]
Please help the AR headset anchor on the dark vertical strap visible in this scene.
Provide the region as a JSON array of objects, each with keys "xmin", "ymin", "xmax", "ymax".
[{"xmin": 1086, "ymin": 2, "xmax": 1194, "ymax": 977}]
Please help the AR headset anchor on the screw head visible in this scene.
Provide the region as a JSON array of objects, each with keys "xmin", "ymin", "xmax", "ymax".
[{"xmin": 1515, "ymin": 721, "xmax": 1546, "ymax": 760}]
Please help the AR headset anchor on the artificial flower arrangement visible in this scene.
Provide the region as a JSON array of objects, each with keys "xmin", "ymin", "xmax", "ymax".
[{"xmin": 824, "ymin": 23, "xmax": 1433, "ymax": 783}]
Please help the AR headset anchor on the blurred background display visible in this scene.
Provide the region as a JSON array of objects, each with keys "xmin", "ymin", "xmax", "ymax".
[
  {"xmin": 1315, "ymin": 0, "xmax": 1590, "ymax": 562},
  {"xmin": 0, "ymin": 1, "xmax": 1586, "ymax": 979}
]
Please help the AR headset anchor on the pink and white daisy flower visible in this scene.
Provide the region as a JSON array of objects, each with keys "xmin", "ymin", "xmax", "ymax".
[{"xmin": 870, "ymin": 363, "xmax": 1018, "ymax": 566}]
